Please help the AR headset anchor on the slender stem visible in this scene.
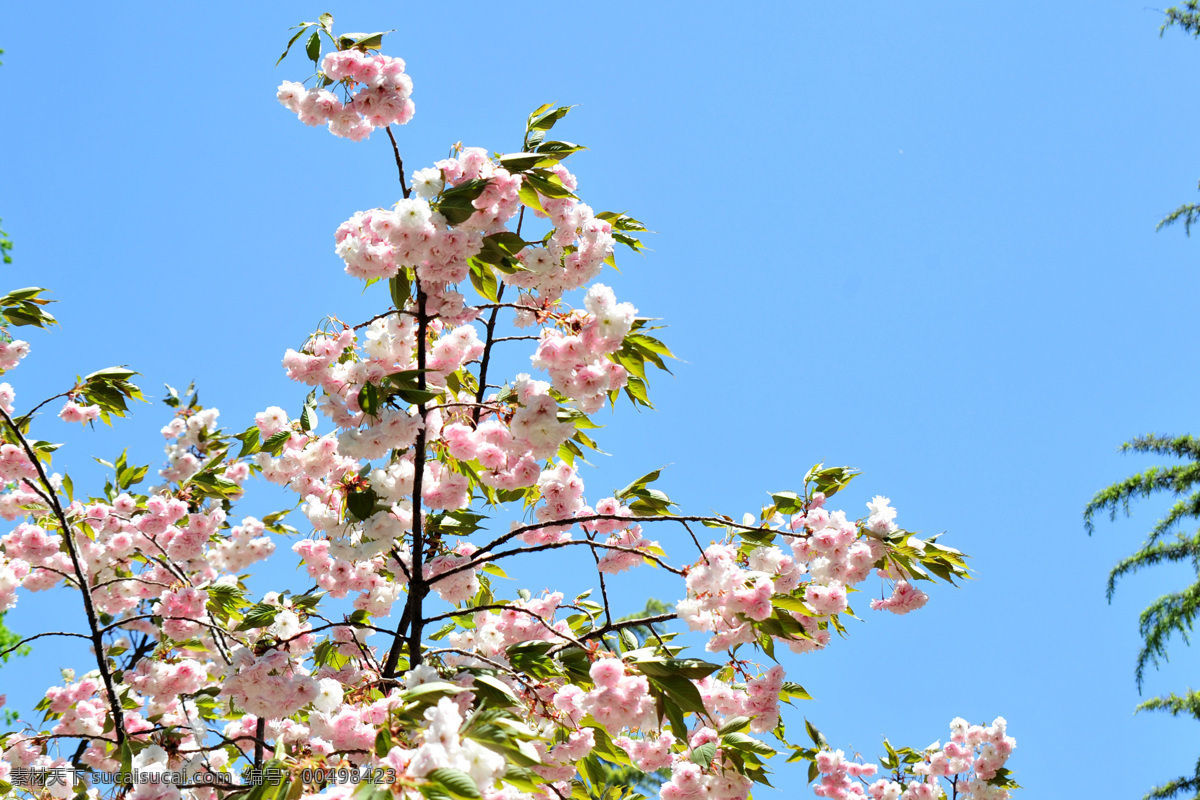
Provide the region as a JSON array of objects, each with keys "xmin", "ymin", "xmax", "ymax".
[
  {"xmin": 432, "ymin": 538, "xmax": 684, "ymax": 584},
  {"xmin": 352, "ymin": 308, "xmax": 417, "ymax": 331},
  {"xmin": 0, "ymin": 407, "xmax": 127, "ymax": 745},
  {"xmin": 680, "ymin": 519, "xmax": 708, "ymax": 559},
  {"xmin": 260, "ymin": 619, "xmax": 396, "ymax": 653},
  {"xmin": 385, "ymin": 127, "xmax": 411, "ymax": 199},
  {"xmin": 471, "ymin": 206, "xmax": 524, "ymax": 425},
  {"xmin": 579, "ymin": 612, "xmax": 677, "ymax": 642},
  {"xmin": 477, "ymin": 512, "xmax": 753, "ymax": 557},
  {"xmin": 471, "ymin": 285, "xmax": 506, "ymax": 426},
  {"xmin": 586, "ymin": 532, "xmax": 613, "ymax": 628}
]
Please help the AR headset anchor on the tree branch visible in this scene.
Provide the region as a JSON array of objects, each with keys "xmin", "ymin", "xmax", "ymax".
[
  {"xmin": 385, "ymin": 126, "xmax": 411, "ymax": 199},
  {"xmin": 0, "ymin": 630, "xmax": 90, "ymax": 660},
  {"xmin": 0, "ymin": 406, "xmax": 128, "ymax": 745},
  {"xmin": 383, "ymin": 283, "xmax": 429, "ymax": 678}
]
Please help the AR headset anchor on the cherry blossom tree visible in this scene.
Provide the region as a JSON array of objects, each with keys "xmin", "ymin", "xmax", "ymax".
[{"xmin": 0, "ymin": 16, "xmax": 1018, "ymax": 800}]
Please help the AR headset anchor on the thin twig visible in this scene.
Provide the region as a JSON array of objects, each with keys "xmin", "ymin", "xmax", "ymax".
[
  {"xmin": 471, "ymin": 207, "xmax": 525, "ymax": 424},
  {"xmin": 0, "ymin": 630, "xmax": 90, "ymax": 660},
  {"xmin": 477, "ymin": 513, "xmax": 752, "ymax": 557},
  {"xmin": 385, "ymin": 126, "xmax": 411, "ymax": 199},
  {"xmin": 432, "ymin": 538, "xmax": 684, "ymax": 584}
]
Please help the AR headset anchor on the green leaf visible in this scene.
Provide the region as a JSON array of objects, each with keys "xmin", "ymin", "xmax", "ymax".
[
  {"xmin": 595, "ymin": 211, "xmax": 647, "ymax": 232},
  {"xmin": 394, "ymin": 386, "xmax": 442, "ymax": 405},
  {"xmin": 526, "ymin": 104, "xmax": 573, "ymax": 134},
  {"xmin": 804, "ymin": 464, "xmax": 859, "ymax": 498},
  {"xmin": 780, "ymin": 681, "xmax": 812, "ymax": 701},
  {"xmin": 471, "ymin": 673, "xmax": 520, "ymax": 706},
  {"xmin": 722, "ymin": 731, "xmax": 776, "ymax": 757},
  {"xmin": 237, "ymin": 425, "xmax": 262, "ymax": 458},
  {"xmin": 358, "ymin": 383, "xmax": 380, "ymax": 417},
  {"xmin": 262, "ymin": 430, "xmax": 290, "ymax": 457},
  {"xmin": 804, "ymin": 718, "xmax": 827, "ymax": 749},
  {"xmin": 84, "ymin": 366, "xmax": 138, "ymax": 383},
  {"xmin": 345, "ymin": 488, "xmax": 379, "ymax": 522},
  {"xmin": 1, "ymin": 287, "xmax": 48, "ymax": 302},
  {"xmin": 770, "ymin": 491, "xmax": 803, "ymax": 515},
  {"xmin": 426, "ymin": 768, "xmax": 481, "ymax": 800},
  {"xmin": 475, "ymin": 232, "xmax": 527, "ymax": 266},
  {"xmin": 648, "ymin": 674, "xmax": 707, "ymax": 716},
  {"xmin": 436, "ymin": 179, "xmax": 490, "ymax": 225},
  {"xmin": 689, "ymin": 741, "xmax": 717, "ymax": 768},
  {"xmin": 719, "ymin": 716, "xmax": 753, "ymax": 735},
  {"xmin": 276, "ymin": 26, "xmax": 310, "ymax": 66},
  {"xmin": 389, "ymin": 274, "xmax": 411, "ymax": 310},
  {"xmin": 236, "ymin": 603, "xmax": 280, "ymax": 631},
  {"xmin": 616, "ymin": 469, "xmax": 663, "ymax": 501},
  {"xmin": 497, "ymin": 152, "xmax": 549, "ymax": 173},
  {"xmin": 375, "ymin": 727, "xmax": 393, "ymax": 757},
  {"xmin": 337, "ymin": 31, "xmax": 391, "ymax": 51},
  {"xmin": 300, "ymin": 390, "xmax": 319, "ymax": 432},
  {"xmin": 524, "ymin": 171, "xmax": 575, "ymax": 199},
  {"xmin": 535, "ymin": 141, "xmax": 586, "ymax": 159},
  {"xmin": 188, "ymin": 472, "xmax": 243, "ymax": 500},
  {"xmin": 469, "ymin": 259, "xmax": 500, "ymax": 302},
  {"xmin": 635, "ymin": 657, "xmax": 719, "ymax": 681},
  {"xmin": 305, "ymin": 30, "xmax": 322, "ymax": 65},
  {"xmin": 517, "ymin": 183, "xmax": 544, "ymax": 213}
]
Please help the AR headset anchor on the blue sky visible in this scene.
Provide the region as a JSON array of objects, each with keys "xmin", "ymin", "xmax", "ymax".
[{"xmin": 3, "ymin": 1, "xmax": 1200, "ymax": 796}]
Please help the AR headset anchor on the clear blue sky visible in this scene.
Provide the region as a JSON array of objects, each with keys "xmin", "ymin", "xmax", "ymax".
[{"xmin": 3, "ymin": 2, "xmax": 1200, "ymax": 796}]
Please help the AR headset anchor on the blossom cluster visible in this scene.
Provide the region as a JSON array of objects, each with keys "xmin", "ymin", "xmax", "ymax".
[
  {"xmin": 675, "ymin": 493, "xmax": 927, "ymax": 656},
  {"xmin": 812, "ymin": 717, "xmax": 1017, "ymax": 800},
  {"xmin": 277, "ymin": 50, "xmax": 413, "ymax": 141}
]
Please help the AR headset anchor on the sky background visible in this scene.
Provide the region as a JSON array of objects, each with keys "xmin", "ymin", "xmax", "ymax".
[{"xmin": 3, "ymin": 1, "xmax": 1200, "ymax": 796}]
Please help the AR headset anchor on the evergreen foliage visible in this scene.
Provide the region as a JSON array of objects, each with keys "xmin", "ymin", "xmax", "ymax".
[
  {"xmin": 1158, "ymin": 3, "xmax": 1200, "ymax": 235},
  {"xmin": 1085, "ymin": 10, "xmax": 1200, "ymax": 795},
  {"xmin": 1084, "ymin": 435, "xmax": 1200, "ymax": 800}
]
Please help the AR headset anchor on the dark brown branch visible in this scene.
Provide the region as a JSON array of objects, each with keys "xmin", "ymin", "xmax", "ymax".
[
  {"xmin": 471, "ymin": 207, "xmax": 524, "ymax": 424},
  {"xmin": 253, "ymin": 717, "xmax": 266, "ymax": 767},
  {"xmin": 580, "ymin": 612, "xmax": 677, "ymax": 642},
  {"xmin": 261, "ymin": 619, "xmax": 396, "ymax": 654},
  {"xmin": 13, "ymin": 390, "xmax": 73, "ymax": 428},
  {"xmin": 383, "ymin": 283, "xmax": 429, "ymax": 678},
  {"xmin": 0, "ymin": 407, "xmax": 128, "ymax": 746}
]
